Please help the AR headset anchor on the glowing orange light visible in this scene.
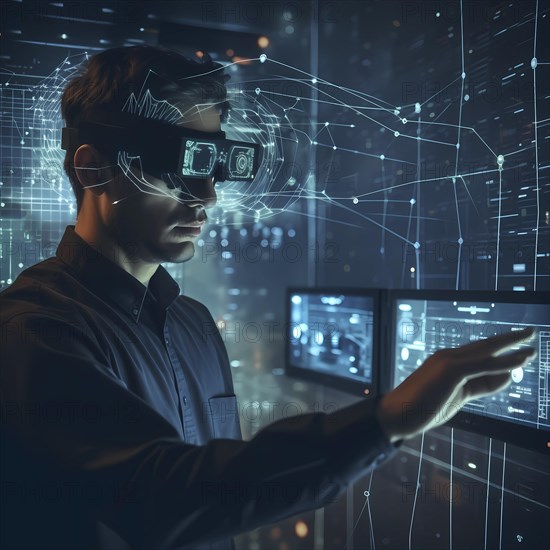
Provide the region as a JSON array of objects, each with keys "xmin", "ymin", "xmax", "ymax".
[
  {"xmin": 226, "ymin": 48, "xmax": 234, "ymax": 56},
  {"xmin": 195, "ymin": 50, "xmax": 204, "ymax": 59},
  {"xmin": 232, "ymin": 56, "xmax": 252, "ymax": 65},
  {"xmin": 295, "ymin": 520, "xmax": 308, "ymax": 538},
  {"xmin": 257, "ymin": 36, "xmax": 269, "ymax": 48},
  {"xmin": 363, "ymin": 388, "xmax": 370, "ymax": 395}
]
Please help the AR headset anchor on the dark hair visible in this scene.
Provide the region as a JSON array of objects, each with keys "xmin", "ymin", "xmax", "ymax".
[{"xmin": 60, "ymin": 45, "xmax": 230, "ymax": 215}]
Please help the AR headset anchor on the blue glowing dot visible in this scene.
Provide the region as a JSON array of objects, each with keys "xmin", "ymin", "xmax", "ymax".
[
  {"xmin": 402, "ymin": 118, "xmax": 408, "ymax": 124},
  {"xmin": 352, "ymin": 197, "xmax": 359, "ymax": 204},
  {"xmin": 410, "ymin": 198, "xmax": 416, "ymax": 205},
  {"xmin": 415, "ymin": 102, "xmax": 421, "ymax": 113},
  {"xmin": 255, "ymin": 87, "xmax": 261, "ymax": 95},
  {"xmin": 461, "ymin": 72, "xmax": 466, "ymax": 79},
  {"xmin": 497, "ymin": 154, "xmax": 504, "ymax": 166},
  {"xmin": 311, "ymin": 78, "xmax": 317, "ymax": 84},
  {"xmin": 464, "ymin": 94, "xmax": 469, "ymax": 101},
  {"xmin": 259, "ymin": 53, "xmax": 267, "ymax": 63},
  {"xmin": 458, "ymin": 238, "xmax": 464, "ymax": 244},
  {"xmin": 380, "ymin": 154, "xmax": 385, "ymax": 160},
  {"xmin": 414, "ymin": 242, "xmax": 420, "ymax": 249},
  {"xmin": 531, "ymin": 57, "xmax": 537, "ymax": 69},
  {"xmin": 394, "ymin": 131, "xmax": 400, "ymax": 137}
]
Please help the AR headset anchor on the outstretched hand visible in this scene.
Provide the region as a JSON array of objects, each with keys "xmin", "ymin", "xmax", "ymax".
[{"xmin": 375, "ymin": 327, "xmax": 537, "ymax": 443}]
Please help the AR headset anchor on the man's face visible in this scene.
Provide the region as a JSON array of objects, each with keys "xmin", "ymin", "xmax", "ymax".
[{"xmin": 104, "ymin": 105, "xmax": 221, "ymax": 266}]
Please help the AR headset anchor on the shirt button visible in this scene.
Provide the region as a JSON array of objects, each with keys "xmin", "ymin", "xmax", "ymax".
[
  {"xmin": 183, "ymin": 396, "xmax": 188, "ymax": 406},
  {"xmin": 165, "ymin": 338, "xmax": 169, "ymax": 345}
]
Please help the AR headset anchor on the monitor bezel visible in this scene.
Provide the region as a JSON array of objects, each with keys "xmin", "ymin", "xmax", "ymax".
[
  {"xmin": 382, "ymin": 289, "xmax": 550, "ymax": 453},
  {"xmin": 285, "ymin": 286, "xmax": 380, "ymax": 398}
]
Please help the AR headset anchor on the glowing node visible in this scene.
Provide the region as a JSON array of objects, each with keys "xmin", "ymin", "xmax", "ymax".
[
  {"xmin": 311, "ymin": 78, "xmax": 317, "ymax": 84},
  {"xmin": 531, "ymin": 57, "xmax": 537, "ymax": 69},
  {"xmin": 380, "ymin": 154, "xmax": 385, "ymax": 160},
  {"xmin": 511, "ymin": 366, "xmax": 524, "ymax": 383},
  {"xmin": 452, "ymin": 177, "xmax": 457, "ymax": 184},
  {"xmin": 352, "ymin": 197, "xmax": 359, "ymax": 204},
  {"xmin": 456, "ymin": 143, "xmax": 460, "ymax": 149},
  {"xmin": 364, "ymin": 490, "xmax": 370, "ymax": 497},
  {"xmin": 333, "ymin": 146, "xmax": 337, "ymax": 150},
  {"xmin": 350, "ymin": 124, "xmax": 355, "ymax": 128},
  {"xmin": 415, "ymin": 102, "xmax": 421, "ymax": 114},
  {"xmin": 325, "ymin": 121, "xmax": 329, "ymax": 126},
  {"xmin": 461, "ymin": 72, "xmax": 466, "ymax": 79},
  {"xmin": 402, "ymin": 118, "xmax": 408, "ymax": 124},
  {"xmin": 436, "ymin": 11, "xmax": 441, "ymax": 17},
  {"xmin": 410, "ymin": 198, "xmax": 416, "ymax": 205},
  {"xmin": 414, "ymin": 241, "xmax": 420, "ymax": 249},
  {"xmin": 393, "ymin": 109, "xmax": 400, "ymax": 116},
  {"xmin": 394, "ymin": 131, "xmax": 399, "ymax": 137},
  {"xmin": 458, "ymin": 238, "xmax": 463, "ymax": 244},
  {"xmin": 497, "ymin": 154, "xmax": 504, "ymax": 166},
  {"xmin": 464, "ymin": 94, "xmax": 469, "ymax": 101},
  {"xmin": 259, "ymin": 53, "xmax": 267, "ymax": 63},
  {"xmin": 255, "ymin": 87, "xmax": 261, "ymax": 95}
]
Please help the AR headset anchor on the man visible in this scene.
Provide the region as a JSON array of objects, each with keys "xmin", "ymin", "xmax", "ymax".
[{"xmin": 0, "ymin": 45, "xmax": 536, "ymax": 550}]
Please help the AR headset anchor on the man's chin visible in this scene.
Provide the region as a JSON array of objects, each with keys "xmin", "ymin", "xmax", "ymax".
[{"xmin": 163, "ymin": 240, "xmax": 196, "ymax": 263}]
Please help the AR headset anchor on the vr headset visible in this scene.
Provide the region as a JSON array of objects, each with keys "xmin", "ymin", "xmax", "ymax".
[{"xmin": 61, "ymin": 112, "xmax": 262, "ymax": 183}]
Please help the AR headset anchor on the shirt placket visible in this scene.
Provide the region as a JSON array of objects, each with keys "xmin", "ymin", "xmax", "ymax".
[{"xmin": 163, "ymin": 323, "xmax": 197, "ymax": 444}]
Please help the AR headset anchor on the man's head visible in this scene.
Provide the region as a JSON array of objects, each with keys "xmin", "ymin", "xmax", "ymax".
[{"xmin": 61, "ymin": 45, "xmax": 230, "ymax": 269}]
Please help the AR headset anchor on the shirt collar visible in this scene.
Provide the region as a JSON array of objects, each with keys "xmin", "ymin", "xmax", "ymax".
[{"xmin": 55, "ymin": 225, "xmax": 181, "ymax": 318}]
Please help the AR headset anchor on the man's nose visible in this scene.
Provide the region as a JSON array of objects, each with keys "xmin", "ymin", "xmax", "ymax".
[{"xmin": 181, "ymin": 177, "xmax": 217, "ymax": 209}]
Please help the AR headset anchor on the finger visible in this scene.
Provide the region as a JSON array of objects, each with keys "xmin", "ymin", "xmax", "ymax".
[
  {"xmin": 461, "ymin": 347, "xmax": 535, "ymax": 378},
  {"xmin": 452, "ymin": 327, "xmax": 535, "ymax": 359},
  {"xmin": 463, "ymin": 372, "xmax": 512, "ymax": 400}
]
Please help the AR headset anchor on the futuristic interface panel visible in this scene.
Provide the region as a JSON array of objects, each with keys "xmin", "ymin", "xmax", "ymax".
[
  {"xmin": 287, "ymin": 289, "xmax": 377, "ymax": 394},
  {"xmin": 391, "ymin": 295, "xmax": 550, "ymax": 434}
]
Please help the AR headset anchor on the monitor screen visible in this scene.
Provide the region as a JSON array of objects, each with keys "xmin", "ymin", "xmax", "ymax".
[
  {"xmin": 388, "ymin": 291, "xmax": 549, "ymax": 450},
  {"xmin": 286, "ymin": 288, "xmax": 379, "ymax": 396}
]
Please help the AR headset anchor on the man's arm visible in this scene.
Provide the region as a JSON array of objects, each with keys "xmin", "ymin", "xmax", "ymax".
[{"xmin": 0, "ymin": 312, "xmax": 396, "ymax": 548}]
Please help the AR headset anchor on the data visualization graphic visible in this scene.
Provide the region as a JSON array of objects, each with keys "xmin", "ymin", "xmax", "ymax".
[
  {"xmin": 289, "ymin": 292, "xmax": 374, "ymax": 384},
  {"xmin": 392, "ymin": 298, "xmax": 550, "ymax": 430}
]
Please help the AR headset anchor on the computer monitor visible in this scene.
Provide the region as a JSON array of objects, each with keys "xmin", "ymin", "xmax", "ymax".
[
  {"xmin": 286, "ymin": 287, "xmax": 380, "ymax": 396},
  {"xmin": 384, "ymin": 289, "xmax": 549, "ymax": 452}
]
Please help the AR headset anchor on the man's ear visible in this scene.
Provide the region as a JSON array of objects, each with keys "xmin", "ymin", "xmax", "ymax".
[{"xmin": 73, "ymin": 144, "xmax": 114, "ymax": 195}]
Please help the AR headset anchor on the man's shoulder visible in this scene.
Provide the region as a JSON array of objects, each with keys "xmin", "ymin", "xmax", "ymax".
[
  {"xmin": 0, "ymin": 257, "xmax": 79, "ymax": 327},
  {"xmin": 175, "ymin": 294, "xmax": 215, "ymax": 320}
]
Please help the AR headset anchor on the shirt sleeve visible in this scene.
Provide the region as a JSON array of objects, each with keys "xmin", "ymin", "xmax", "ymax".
[{"xmin": 0, "ymin": 312, "xmax": 400, "ymax": 549}]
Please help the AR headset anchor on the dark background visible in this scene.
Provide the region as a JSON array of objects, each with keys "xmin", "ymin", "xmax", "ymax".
[{"xmin": 1, "ymin": 1, "xmax": 549, "ymax": 548}]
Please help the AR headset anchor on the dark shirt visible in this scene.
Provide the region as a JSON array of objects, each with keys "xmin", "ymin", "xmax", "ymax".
[{"xmin": 0, "ymin": 224, "xmax": 399, "ymax": 549}]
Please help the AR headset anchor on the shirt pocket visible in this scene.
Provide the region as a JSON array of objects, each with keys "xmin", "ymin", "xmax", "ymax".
[{"xmin": 207, "ymin": 395, "xmax": 241, "ymax": 440}]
